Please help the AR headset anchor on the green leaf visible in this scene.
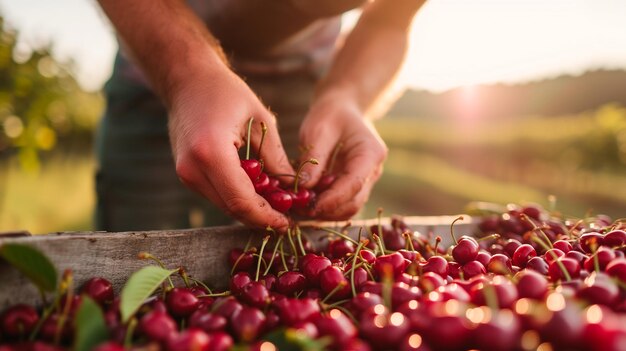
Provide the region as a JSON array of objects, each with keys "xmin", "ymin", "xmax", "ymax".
[
  {"xmin": 74, "ymin": 296, "xmax": 108, "ymax": 351},
  {"xmin": 0, "ymin": 243, "xmax": 57, "ymax": 292},
  {"xmin": 120, "ymin": 266, "xmax": 176, "ymax": 323}
]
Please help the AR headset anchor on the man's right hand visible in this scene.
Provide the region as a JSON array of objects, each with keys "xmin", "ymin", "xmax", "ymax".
[{"xmin": 169, "ymin": 65, "xmax": 295, "ymax": 229}]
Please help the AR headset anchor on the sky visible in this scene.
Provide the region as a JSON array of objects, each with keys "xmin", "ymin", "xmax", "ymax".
[{"xmin": 1, "ymin": 0, "xmax": 626, "ymax": 93}]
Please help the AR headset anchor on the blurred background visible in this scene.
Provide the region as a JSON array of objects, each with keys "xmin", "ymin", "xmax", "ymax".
[{"xmin": 1, "ymin": 0, "xmax": 626, "ymax": 233}]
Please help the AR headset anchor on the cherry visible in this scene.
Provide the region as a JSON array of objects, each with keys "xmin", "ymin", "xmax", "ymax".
[
  {"xmin": 417, "ymin": 272, "xmax": 445, "ymax": 293},
  {"xmin": 327, "ymin": 238, "xmax": 355, "ymax": 260},
  {"xmin": 230, "ymin": 272, "xmax": 252, "ymax": 296},
  {"xmin": 360, "ymin": 305, "xmax": 410, "ymax": 350},
  {"xmin": 241, "ymin": 159, "xmax": 262, "ymax": 181},
  {"xmin": 81, "ymin": 277, "xmax": 114, "ymax": 306},
  {"xmin": 475, "ymin": 251, "xmax": 491, "ymax": 267},
  {"xmin": 447, "ymin": 261, "xmax": 462, "ymax": 279},
  {"xmin": 0, "ymin": 304, "xmax": 39, "ymax": 338},
  {"xmin": 314, "ymin": 309, "xmax": 357, "ymax": 347},
  {"xmin": 138, "ymin": 310, "xmax": 177, "ymax": 343},
  {"xmin": 166, "ymin": 287, "xmax": 200, "ymax": 318},
  {"xmin": 452, "ymin": 237, "xmax": 479, "ymax": 264},
  {"xmin": 566, "ymin": 250, "xmax": 587, "ymax": 265},
  {"xmin": 391, "ymin": 282, "xmax": 422, "ymax": 308},
  {"xmin": 240, "ymin": 281, "xmax": 270, "ymax": 309},
  {"xmin": 435, "ymin": 282, "xmax": 471, "ymax": 303},
  {"xmin": 553, "ymin": 240, "xmax": 573, "ymax": 253},
  {"xmin": 512, "ymin": 244, "xmax": 537, "ymax": 268},
  {"xmin": 189, "ymin": 310, "xmax": 227, "ymax": 334},
  {"xmin": 579, "ymin": 232, "xmax": 604, "ymax": 253},
  {"xmin": 503, "ymin": 238, "xmax": 522, "ymax": 257},
  {"xmin": 461, "ymin": 260, "xmax": 486, "ymax": 278},
  {"xmin": 253, "ymin": 172, "xmax": 271, "ymax": 193},
  {"xmin": 478, "ymin": 214, "xmax": 500, "ymax": 233},
  {"xmin": 470, "ymin": 276, "xmax": 518, "ymax": 308},
  {"xmin": 373, "ymin": 252, "xmax": 408, "ymax": 278},
  {"xmin": 274, "ymin": 298, "xmax": 320, "ymax": 326},
  {"xmin": 290, "ymin": 188, "xmax": 316, "ymax": 212},
  {"xmin": 526, "ymin": 256, "xmax": 549, "ymax": 275},
  {"xmin": 584, "ymin": 246, "xmax": 616, "ymax": 272},
  {"xmin": 212, "ymin": 297, "xmax": 243, "ymax": 318},
  {"xmin": 548, "ymin": 257, "xmax": 581, "ymax": 281},
  {"xmin": 603, "ymin": 230, "xmax": 626, "ymax": 248},
  {"xmin": 578, "ymin": 271, "xmax": 620, "ymax": 306},
  {"xmin": 471, "ymin": 308, "xmax": 521, "ymax": 351},
  {"xmin": 487, "ymin": 254, "xmax": 513, "ymax": 275},
  {"xmin": 358, "ymin": 249, "xmax": 377, "ymax": 264},
  {"xmin": 319, "ymin": 266, "xmax": 351, "ymax": 301},
  {"xmin": 516, "ymin": 269, "xmax": 548, "ymax": 299},
  {"xmin": 38, "ymin": 313, "xmax": 72, "ymax": 342},
  {"xmin": 301, "ymin": 254, "xmax": 332, "ymax": 287},
  {"xmin": 264, "ymin": 189, "xmax": 293, "ymax": 213},
  {"xmin": 276, "ymin": 271, "xmax": 307, "ymax": 296},
  {"xmin": 424, "ymin": 314, "xmax": 471, "ymax": 351},
  {"xmin": 206, "ymin": 331, "xmax": 234, "ymax": 351},
  {"xmin": 167, "ymin": 328, "xmax": 210, "ymax": 351},
  {"xmin": 421, "ymin": 256, "xmax": 448, "ymax": 278},
  {"xmin": 348, "ymin": 292, "xmax": 383, "ymax": 319},
  {"xmin": 229, "ymin": 248, "xmax": 256, "ymax": 273},
  {"xmin": 230, "ymin": 307, "xmax": 266, "ymax": 343},
  {"xmin": 605, "ymin": 258, "xmax": 626, "ymax": 282}
]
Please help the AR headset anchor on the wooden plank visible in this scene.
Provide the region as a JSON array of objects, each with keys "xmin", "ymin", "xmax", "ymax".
[{"xmin": 0, "ymin": 215, "xmax": 477, "ymax": 308}]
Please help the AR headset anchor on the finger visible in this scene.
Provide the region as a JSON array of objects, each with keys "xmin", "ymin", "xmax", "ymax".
[
  {"xmin": 315, "ymin": 176, "xmax": 373, "ymax": 221},
  {"xmin": 249, "ymin": 110, "xmax": 295, "ymax": 181},
  {"xmin": 176, "ymin": 157, "xmax": 228, "ymax": 210},
  {"xmin": 298, "ymin": 124, "xmax": 339, "ymax": 187},
  {"xmin": 195, "ymin": 143, "xmax": 290, "ymax": 229},
  {"xmin": 313, "ymin": 149, "xmax": 385, "ymax": 217}
]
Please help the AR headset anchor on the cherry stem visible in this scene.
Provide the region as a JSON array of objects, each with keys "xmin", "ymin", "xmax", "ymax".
[
  {"xmin": 350, "ymin": 241, "xmax": 366, "ymax": 297},
  {"xmin": 279, "ymin": 241, "xmax": 289, "ymax": 272},
  {"xmin": 321, "ymin": 281, "xmax": 347, "ymax": 304},
  {"xmin": 381, "ymin": 264, "xmax": 393, "ymax": 311},
  {"xmin": 317, "ymin": 227, "xmax": 359, "ymax": 246},
  {"xmin": 295, "ymin": 226, "xmax": 307, "ymax": 257},
  {"xmin": 294, "ymin": 158, "xmax": 319, "ymax": 193},
  {"xmin": 124, "ymin": 317, "xmax": 138, "ymax": 349},
  {"xmin": 376, "ymin": 208, "xmax": 386, "ymax": 254},
  {"xmin": 590, "ymin": 239, "xmax": 600, "ymax": 273},
  {"xmin": 245, "ymin": 117, "xmax": 254, "ymax": 160},
  {"xmin": 403, "ymin": 232, "xmax": 417, "ymax": 252},
  {"xmin": 434, "ymin": 236, "xmax": 442, "ymax": 256},
  {"xmin": 138, "ymin": 252, "xmax": 175, "ymax": 288},
  {"xmin": 230, "ymin": 247, "xmax": 257, "ymax": 276},
  {"xmin": 263, "ymin": 236, "xmax": 284, "ymax": 277},
  {"xmin": 257, "ymin": 121, "xmax": 267, "ymax": 162},
  {"xmin": 520, "ymin": 214, "xmax": 553, "ymax": 249},
  {"xmin": 255, "ymin": 236, "xmax": 271, "ymax": 281},
  {"xmin": 449, "ymin": 216, "xmax": 464, "ymax": 245},
  {"xmin": 372, "ymin": 233, "xmax": 387, "ymax": 256},
  {"xmin": 54, "ymin": 269, "xmax": 73, "ymax": 346},
  {"xmin": 357, "ymin": 227, "xmax": 363, "ymax": 243},
  {"xmin": 178, "ymin": 267, "xmax": 191, "ymax": 288},
  {"xmin": 529, "ymin": 236, "xmax": 571, "ymax": 281},
  {"xmin": 477, "ymin": 233, "xmax": 501, "ymax": 242},
  {"xmin": 199, "ymin": 291, "xmax": 231, "ymax": 298},
  {"xmin": 286, "ymin": 228, "xmax": 299, "ymax": 267},
  {"xmin": 327, "ymin": 142, "xmax": 344, "ymax": 174}
]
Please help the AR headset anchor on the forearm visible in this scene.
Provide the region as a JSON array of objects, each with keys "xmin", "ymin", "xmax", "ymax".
[
  {"xmin": 314, "ymin": 0, "xmax": 426, "ymax": 117},
  {"xmin": 98, "ymin": 0, "xmax": 229, "ymax": 108}
]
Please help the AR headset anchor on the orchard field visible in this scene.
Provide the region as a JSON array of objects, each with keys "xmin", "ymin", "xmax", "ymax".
[{"xmin": 3, "ymin": 104, "xmax": 626, "ymax": 233}]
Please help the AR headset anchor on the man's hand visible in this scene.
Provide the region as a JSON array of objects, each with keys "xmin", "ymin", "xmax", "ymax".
[
  {"xmin": 169, "ymin": 65, "xmax": 295, "ymax": 229},
  {"xmin": 298, "ymin": 94, "xmax": 387, "ymax": 220}
]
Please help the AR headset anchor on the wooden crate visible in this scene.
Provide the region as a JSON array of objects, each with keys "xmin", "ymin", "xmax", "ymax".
[{"xmin": 0, "ymin": 216, "xmax": 477, "ymax": 308}]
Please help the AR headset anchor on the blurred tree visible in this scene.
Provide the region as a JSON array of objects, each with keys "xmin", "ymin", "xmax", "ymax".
[{"xmin": 0, "ymin": 15, "xmax": 103, "ymax": 173}]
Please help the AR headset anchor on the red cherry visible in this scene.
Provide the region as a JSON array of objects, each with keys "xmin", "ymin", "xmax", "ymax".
[
  {"xmin": 81, "ymin": 277, "xmax": 114, "ymax": 305},
  {"xmin": 475, "ymin": 251, "xmax": 491, "ymax": 267},
  {"xmin": 327, "ymin": 238, "xmax": 355, "ymax": 260},
  {"xmin": 93, "ymin": 342, "xmax": 125, "ymax": 351},
  {"xmin": 373, "ymin": 252, "xmax": 408, "ymax": 278},
  {"xmin": 461, "ymin": 260, "xmax": 486, "ymax": 278},
  {"xmin": 229, "ymin": 248, "xmax": 256, "ymax": 273},
  {"xmin": 276, "ymin": 271, "xmax": 307, "ymax": 296},
  {"xmin": 421, "ymin": 256, "xmax": 448, "ymax": 278},
  {"xmin": 487, "ymin": 254, "xmax": 513, "ymax": 275},
  {"xmin": 206, "ymin": 331, "xmax": 234, "ymax": 351},
  {"xmin": 212, "ymin": 297, "xmax": 243, "ymax": 318},
  {"xmin": 605, "ymin": 258, "xmax": 626, "ymax": 282},
  {"xmin": 253, "ymin": 172, "xmax": 270, "ymax": 193},
  {"xmin": 189, "ymin": 310, "xmax": 227, "ymax": 334},
  {"xmin": 553, "ymin": 240, "xmax": 573, "ymax": 253},
  {"xmin": 167, "ymin": 328, "xmax": 210, "ymax": 351},
  {"xmin": 290, "ymin": 188, "xmax": 315, "ymax": 211},
  {"xmin": 578, "ymin": 272, "xmax": 620, "ymax": 306},
  {"xmin": 348, "ymin": 292, "xmax": 383, "ymax": 319},
  {"xmin": 313, "ymin": 309, "xmax": 357, "ymax": 347},
  {"xmin": 0, "ymin": 304, "xmax": 39, "ymax": 338},
  {"xmin": 544, "ymin": 248, "xmax": 565, "ymax": 264},
  {"xmin": 138, "ymin": 310, "xmax": 177, "ymax": 343},
  {"xmin": 360, "ymin": 305, "xmax": 410, "ymax": 349},
  {"xmin": 548, "ymin": 257, "xmax": 581, "ymax": 281},
  {"xmin": 391, "ymin": 282, "xmax": 422, "ymax": 308},
  {"xmin": 301, "ymin": 254, "xmax": 332, "ymax": 287},
  {"xmin": 515, "ymin": 269, "xmax": 548, "ymax": 299},
  {"xmin": 230, "ymin": 272, "xmax": 252, "ymax": 296},
  {"xmin": 417, "ymin": 272, "xmax": 445, "ymax": 293},
  {"xmin": 579, "ymin": 232, "xmax": 604, "ymax": 253},
  {"xmin": 230, "ymin": 307, "xmax": 266, "ymax": 343},
  {"xmin": 452, "ymin": 237, "xmax": 479, "ymax": 264},
  {"xmin": 512, "ymin": 244, "xmax": 537, "ymax": 268},
  {"xmin": 273, "ymin": 298, "xmax": 320, "ymax": 326},
  {"xmin": 526, "ymin": 256, "xmax": 549, "ymax": 275},
  {"xmin": 603, "ymin": 230, "xmax": 626, "ymax": 248},
  {"xmin": 263, "ymin": 189, "xmax": 293, "ymax": 213},
  {"xmin": 470, "ymin": 276, "xmax": 518, "ymax": 308},
  {"xmin": 240, "ymin": 281, "xmax": 270, "ymax": 309},
  {"xmin": 319, "ymin": 266, "xmax": 351, "ymax": 301},
  {"xmin": 472, "ymin": 309, "xmax": 521, "ymax": 351},
  {"xmin": 584, "ymin": 246, "xmax": 616, "ymax": 272},
  {"xmin": 503, "ymin": 238, "xmax": 522, "ymax": 257},
  {"xmin": 166, "ymin": 288, "xmax": 200, "ymax": 317},
  {"xmin": 240, "ymin": 159, "xmax": 262, "ymax": 181}
]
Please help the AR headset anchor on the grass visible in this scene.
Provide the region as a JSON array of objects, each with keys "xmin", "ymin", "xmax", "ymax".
[{"xmin": 0, "ymin": 154, "xmax": 95, "ymax": 234}]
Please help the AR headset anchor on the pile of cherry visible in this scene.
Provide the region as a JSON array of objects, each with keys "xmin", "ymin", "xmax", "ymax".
[
  {"xmin": 2, "ymin": 204, "xmax": 626, "ymax": 351},
  {"xmin": 240, "ymin": 118, "xmax": 336, "ymax": 215}
]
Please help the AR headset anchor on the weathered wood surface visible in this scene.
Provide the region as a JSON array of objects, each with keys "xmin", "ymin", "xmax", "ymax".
[{"xmin": 0, "ymin": 215, "xmax": 477, "ymax": 308}]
